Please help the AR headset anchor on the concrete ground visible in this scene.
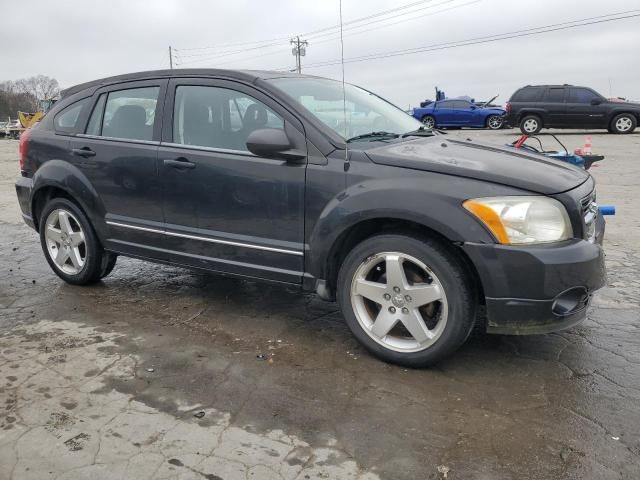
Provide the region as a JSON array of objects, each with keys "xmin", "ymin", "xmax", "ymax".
[{"xmin": 0, "ymin": 129, "xmax": 639, "ymax": 480}]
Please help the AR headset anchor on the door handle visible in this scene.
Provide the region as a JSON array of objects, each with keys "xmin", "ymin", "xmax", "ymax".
[
  {"xmin": 163, "ymin": 158, "xmax": 196, "ymax": 170},
  {"xmin": 71, "ymin": 147, "xmax": 96, "ymax": 158}
]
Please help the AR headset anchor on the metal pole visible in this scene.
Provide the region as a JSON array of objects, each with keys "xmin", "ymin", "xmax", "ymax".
[
  {"xmin": 169, "ymin": 46, "xmax": 173, "ymax": 70},
  {"xmin": 290, "ymin": 37, "xmax": 307, "ymax": 74}
]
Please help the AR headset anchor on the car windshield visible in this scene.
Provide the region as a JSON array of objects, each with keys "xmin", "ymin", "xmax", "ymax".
[{"xmin": 267, "ymin": 77, "xmax": 423, "ymax": 141}]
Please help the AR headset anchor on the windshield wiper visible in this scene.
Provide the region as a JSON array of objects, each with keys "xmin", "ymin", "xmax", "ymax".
[
  {"xmin": 401, "ymin": 127, "xmax": 435, "ymax": 138},
  {"xmin": 346, "ymin": 131, "xmax": 399, "ymax": 143}
]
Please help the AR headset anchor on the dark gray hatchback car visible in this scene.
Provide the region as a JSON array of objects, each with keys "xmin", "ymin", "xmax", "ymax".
[{"xmin": 15, "ymin": 69, "xmax": 606, "ymax": 366}]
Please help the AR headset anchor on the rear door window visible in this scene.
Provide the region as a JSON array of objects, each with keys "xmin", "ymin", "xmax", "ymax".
[
  {"xmin": 545, "ymin": 88, "xmax": 565, "ymax": 103},
  {"xmin": 437, "ymin": 101, "xmax": 455, "ymax": 109},
  {"xmin": 452, "ymin": 101, "xmax": 471, "ymax": 109},
  {"xmin": 54, "ymin": 98, "xmax": 90, "ymax": 134},
  {"xmin": 101, "ymin": 87, "xmax": 160, "ymax": 141}
]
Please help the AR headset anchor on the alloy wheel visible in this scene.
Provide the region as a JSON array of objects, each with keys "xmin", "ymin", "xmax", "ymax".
[
  {"xmin": 350, "ymin": 252, "xmax": 448, "ymax": 353},
  {"xmin": 488, "ymin": 115, "xmax": 503, "ymax": 130},
  {"xmin": 44, "ymin": 208, "xmax": 87, "ymax": 275},
  {"xmin": 422, "ymin": 117, "xmax": 435, "ymax": 129},
  {"xmin": 615, "ymin": 116, "xmax": 633, "ymax": 132},
  {"xmin": 523, "ymin": 118, "xmax": 538, "ymax": 133}
]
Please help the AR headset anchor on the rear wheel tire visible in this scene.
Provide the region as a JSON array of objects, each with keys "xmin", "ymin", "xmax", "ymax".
[
  {"xmin": 519, "ymin": 115, "xmax": 542, "ymax": 134},
  {"xmin": 337, "ymin": 234, "xmax": 475, "ymax": 367},
  {"xmin": 421, "ymin": 115, "xmax": 436, "ymax": 129},
  {"xmin": 610, "ymin": 113, "xmax": 636, "ymax": 134},
  {"xmin": 39, "ymin": 198, "xmax": 105, "ymax": 285}
]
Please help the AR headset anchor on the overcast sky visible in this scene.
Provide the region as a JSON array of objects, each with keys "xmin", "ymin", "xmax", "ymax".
[{"xmin": 2, "ymin": 0, "xmax": 639, "ymax": 108}]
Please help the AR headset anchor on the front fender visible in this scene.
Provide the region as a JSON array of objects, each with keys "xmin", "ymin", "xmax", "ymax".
[
  {"xmin": 31, "ymin": 160, "xmax": 106, "ymax": 236},
  {"xmin": 306, "ymin": 172, "xmax": 506, "ymax": 280},
  {"xmin": 607, "ymin": 108, "xmax": 640, "ymax": 122},
  {"xmin": 412, "ymin": 108, "xmax": 433, "ymax": 119}
]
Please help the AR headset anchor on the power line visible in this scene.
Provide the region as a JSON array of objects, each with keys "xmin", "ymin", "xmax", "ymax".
[
  {"xmin": 176, "ymin": 35, "xmax": 290, "ymax": 52},
  {"xmin": 303, "ymin": 0, "xmax": 438, "ymax": 38},
  {"xmin": 175, "ymin": 40, "xmax": 285, "ymax": 63},
  {"xmin": 297, "ymin": 10, "xmax": 640, "ymax": 70},
  {"xmin": 175, "ymin": 46, "xmax": 291, "ymax": 67},
  {"xmin": 174, "ymin": 0, "xmax": 461, "ymax": 65},
  {"xmin": 306, "ymin": 0, "xmax": 481, "ymax": 47}
]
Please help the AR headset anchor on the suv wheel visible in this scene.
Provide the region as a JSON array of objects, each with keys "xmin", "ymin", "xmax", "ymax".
[
  {"xmin": 421, "ymin": 115, "xmax": 436, "ymax": 129},
  {"xmin": 486, "ymin": 115, "xmax": 504, "ymax": 130},
  {"xmin": 100, "ymin": 252, "xmax": 118, "ymax": 279},
  {"xmin": 610, "ymin": 113, "xmax": 636, "ymax": 134},
  {"xmin": 337, "ymin": 234, "xmax": 475, "ymax": 367},
  {"xmin": 520, "ymin": 115, "xmax": 542, "ymax": 134},
  {"xmin": 39, "ymin": 198, "xmax": 106, "ymax": 285}
]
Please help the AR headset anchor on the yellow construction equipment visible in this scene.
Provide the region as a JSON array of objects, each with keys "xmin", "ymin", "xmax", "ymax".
[
  {"xmin": 3, "ymin": 99, "xmax": 56, "ymax": 139},
  {"xmin": 18, "ymin": 110, "xmax": 46, "ymax": 129}
]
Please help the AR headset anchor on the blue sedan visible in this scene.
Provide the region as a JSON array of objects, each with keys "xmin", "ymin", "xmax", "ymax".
[{"xmin": 412, "ymin": 99, "xmax": 506, "ymax": 130}]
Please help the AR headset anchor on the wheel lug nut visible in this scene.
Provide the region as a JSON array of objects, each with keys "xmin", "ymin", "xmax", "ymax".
[
  {"xmin": 402, "ymin": 307, "xmax": 409, "ymax": 314},
  {"xmin": 393, "ymin": 286, "xmax": 401, "ymax": 293},
  {"xmin": 388, "ymin": 306, "xmax": 396, "ymax": 313},
  {"xmin": 383, "ymin": 293, "xmax": 391, "ymax": 301},
  {"xmin": 405, "ymin": 295, "xmax": 412, "ymax": 302}
]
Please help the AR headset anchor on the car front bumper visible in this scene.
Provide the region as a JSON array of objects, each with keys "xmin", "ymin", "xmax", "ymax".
[{"xmin": 463, "ymin": 215, "xmax": 606, "ymax": 335}]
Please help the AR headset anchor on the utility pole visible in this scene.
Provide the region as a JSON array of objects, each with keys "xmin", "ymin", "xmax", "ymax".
[
  {"xmin": 169, "ymin": 46, "xmax": 173, "ymax": 69},
  {"xmin": 290, "ymin": 37, "xmax": 308, "ymax": 74}
]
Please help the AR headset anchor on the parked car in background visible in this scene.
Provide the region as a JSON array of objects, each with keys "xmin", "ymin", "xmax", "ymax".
[
  {"xmin": 507, "ymin": 84, "xmax": 640, "ymax": 134},
  {"xmin": 412, "ymin": 98, "xmax": 506, "ymax": 130},
  {"xmin": 15, "ymin": 69, "xmax": 605, "ymax": 367}
]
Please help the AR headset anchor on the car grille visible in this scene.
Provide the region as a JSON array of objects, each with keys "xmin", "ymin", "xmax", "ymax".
[{"xmin": 581, "ymin": 190, "xmax": 598, "ymax": 242}]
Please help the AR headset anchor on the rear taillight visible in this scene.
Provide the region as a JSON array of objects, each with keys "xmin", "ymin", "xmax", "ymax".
[
  {"xmin": 505, "ymin": 102, "xmax": 512, "ymax": 113},
  {"xmin": 18, "ymin": 129, "xmax": 30, "ymax": 171}
]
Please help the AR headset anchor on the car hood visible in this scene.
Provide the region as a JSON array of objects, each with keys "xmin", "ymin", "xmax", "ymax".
[
  {"xmin": 480, "ymin": 107, "xmax": 506, "ymax": 114},
  {"xmin": 607, "ymin": 100, "xmax": 640, "ymax": 108},
  {"xmin": 365, "ymin": 136, "xmax": 589, "ymax": 195}
]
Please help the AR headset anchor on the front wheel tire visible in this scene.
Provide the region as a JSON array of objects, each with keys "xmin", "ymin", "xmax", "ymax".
[
  {"xmin": 421, "ymin": 115, "xmax": 436, "ymax": 129},
  {"xmin": 610, "ymin": 113, "xmax": 636, "ymax": 134},
  {"xmin": 337, "ymin": 234, "xmax": 475, "ymax": 367},
  {"xmin": 39, "ymin": 198, "xmax": 106, "ymax": 285},
  {"xmin": 486, "ymin": 115, "xmax": 504, "ymax": 130}
]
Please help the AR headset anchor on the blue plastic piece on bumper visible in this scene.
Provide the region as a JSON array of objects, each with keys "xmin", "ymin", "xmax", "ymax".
[{"xmin": 599, "ymin": 205, "xmax": 615, "ymax": 216}]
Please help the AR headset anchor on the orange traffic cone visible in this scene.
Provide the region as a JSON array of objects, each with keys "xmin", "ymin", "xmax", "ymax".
[{"xmin": 583, "ymin": 135, "xmax": 592, "ymax": 155}]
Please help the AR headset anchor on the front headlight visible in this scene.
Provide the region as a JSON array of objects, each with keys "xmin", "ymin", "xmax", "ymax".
[{"xmin": 463, "ymin": 196, "xmax": 572, "ymax": 244}]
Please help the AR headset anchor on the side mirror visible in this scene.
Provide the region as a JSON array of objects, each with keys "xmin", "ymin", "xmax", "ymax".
[
  {"xmin": 470, "ymin": 105, "xmax": 477, "ymax": 110},
  {"xmin": 246, "ymin": 128, "xmax": 304, "ymax": 162},
  {"xmin": 590, "ymin": 99, "xmax": 601, "ymax": 105}
]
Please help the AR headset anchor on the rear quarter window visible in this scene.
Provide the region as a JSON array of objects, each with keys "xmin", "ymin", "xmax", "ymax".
[
  {"xmin": 54, "ymin": 98, "xmax": 90, "ymax": 134},
  {"xmin": 511, "ymin": 87, "xmax": 545, "ymax": 102}
]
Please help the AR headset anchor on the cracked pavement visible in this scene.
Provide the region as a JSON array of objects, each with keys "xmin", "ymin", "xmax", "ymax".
[{"xmin": 1, "ymin": 130, "xmax": 639, "ymax": 479}]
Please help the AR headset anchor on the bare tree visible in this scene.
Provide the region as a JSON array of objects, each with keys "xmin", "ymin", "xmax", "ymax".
[
  {"xmin": 14, "ymin": 75, "xmax": 60, "ymax": 111},
  {"xmin": 0, "ymin": 81, "xmax": 37, "ymax": 120},
  {"xmin": 0, "ymin": 75, "xmax": 58, "ymax": 119}
]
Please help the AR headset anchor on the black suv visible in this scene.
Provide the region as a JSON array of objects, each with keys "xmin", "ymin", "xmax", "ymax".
[
  {"xmin": 15, "ymin": 70, "xmax": 606, "ymax": 366},
  {"xmin": 507, "ymin": 84, "xmax": 639, "ymax": 134}
]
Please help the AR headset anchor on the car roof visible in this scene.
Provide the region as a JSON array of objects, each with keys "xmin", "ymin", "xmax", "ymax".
[
  {"xmin": 61, "ymin": 68, "xmax": 324, "ymax": 98},
  {"xmin": 519, "ymin": 84, "xmax": 584, "ymax": 88}
]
